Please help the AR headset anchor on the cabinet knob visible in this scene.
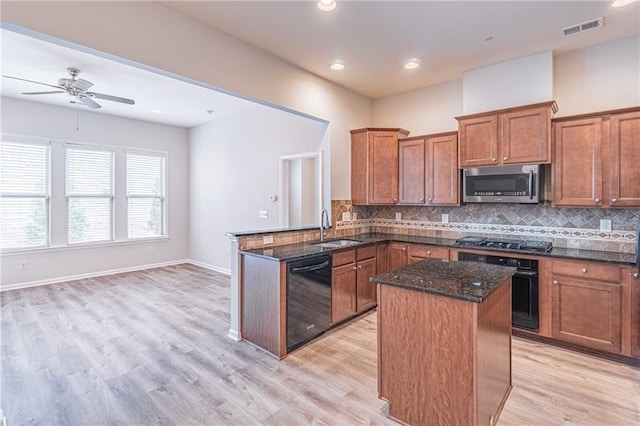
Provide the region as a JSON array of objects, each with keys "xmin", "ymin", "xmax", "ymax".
[
  {"xmin": 402, "ymin": 247, "xmax": 406, "ymax": 251},
  {"xmin": 594, "ymin": 198, "xmax": 600, "ymax": 203},
  {"xmin": 581, "ymin": 268, "xmax": 588, "ymax": 273},
  {"xmin": 358, "ymin": 265, "xmax": 362, "ymax": 270},
  {"xmin": 419, "ymin": 198, "xmax": 424, "ymax": 202},
  {"xmin": 427, "ymin": 251, "xmax": 431, "ymax": 255},
  {"xmin": 503, "ymin": 156, "xmax": 508, "ymax": 161},
  {"xmin": 611, "ymin": 198, "xmax": 617, "ymax": 204},
  {"xmin": 393, "ymin": 198, "xmax": 397, "ymax": 203},
  {"xmin": 428, "ymin": 198, "xmax": 433, "ymax": 202},
  {"xmin": 634, "ymin": 272, "xmax": 639, "ymax": 279},
  {"xmin": 352, "ymin": 266, "xmax": 357, "ymax": 271},
  {"xmin": 491, "ymin": 158, "xmax": 496, "ymax": 162},
  {"xmin": 553, "ymin": 280, "xmax": 558, "ymax": 285}
]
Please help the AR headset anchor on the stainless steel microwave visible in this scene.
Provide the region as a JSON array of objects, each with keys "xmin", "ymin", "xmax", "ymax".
[{"xmin": 463, "ymin": 164, "xmax": 541, "ymax": 204}]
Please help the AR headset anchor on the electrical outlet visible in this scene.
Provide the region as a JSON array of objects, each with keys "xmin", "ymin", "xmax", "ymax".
[
  {"xmin": 395, "ymin": 212, "xmax": 402, "ymax": 221},
  {"xmin": 263, "ymin": 235, "xmax": 274, "ymax": 244},
  {"xmin": 259, "ymin": 210, "xmax": 268, "ymax": 219},
  {"xmin": 19, "ymin": 261, "xmax": 27, "ymax": 270},
  {"xmin": 600, "ymin": 219, "xmax": 612, "ymax": 232},
  {"xmin": 148, "ymin": 246, "xmax": 155, "ymax": 254},
  {"xmin": 442, "ymin": 214, "xmax": 449, "ymax": 223},
  {"xmin": 352, "ymin": 212, "xmax": 358, "ymax": 221},
  {"xmin": 342, "ymin": 212, "xmax": 351, "ymax": 221}
]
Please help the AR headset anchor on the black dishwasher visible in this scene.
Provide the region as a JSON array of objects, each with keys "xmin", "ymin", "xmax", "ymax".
[{"xmin": 286, "ymin": 254, "xmax": 332, "ymax": 352}]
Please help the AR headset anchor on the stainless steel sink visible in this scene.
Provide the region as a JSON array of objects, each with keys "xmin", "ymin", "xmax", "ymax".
[{"xmin": 311, "ymin": 239, "xmax": 362, "ymax": 248}]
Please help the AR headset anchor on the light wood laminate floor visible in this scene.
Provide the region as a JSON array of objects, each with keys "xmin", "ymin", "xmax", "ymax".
[{"xmin": 1, "ymin": 264, "xmax": 638, "ymax": 425}]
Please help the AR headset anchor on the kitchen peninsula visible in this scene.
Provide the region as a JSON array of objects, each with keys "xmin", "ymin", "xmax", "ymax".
[{"xmin": 372, "ymin": 259, "xmax": 516, "ymax": 426}]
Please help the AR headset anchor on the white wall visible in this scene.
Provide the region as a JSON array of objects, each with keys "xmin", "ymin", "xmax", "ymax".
[
  {"xmin": 372, "ymin": 37, "xmax": 638, "ymax": 131},
  {"xmin": 372, "ymin": 79, "xmax": 462, "ymax": 135},
  {"xmin": 189, "ymin": 105, "xmax": 328, "ymax": 272},
  {"xmin": 2, "ymin": 1, "xmax": 372, "ymax": 200},
  {"xmin": 0, "ymin": 97, "xmax": 189, "ymax": 289},
  {"xmin": 463, "ymin": 51, "xmax": 554, "ymax": 114},
  {"xmin": 554, "ymin": 35, "xmax": 640, "ymax": 117}
]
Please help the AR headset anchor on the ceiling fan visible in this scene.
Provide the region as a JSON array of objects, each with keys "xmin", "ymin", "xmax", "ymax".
[{"xmin": 2, "ymin": 67, "xmax": 135, "ymax": 109}]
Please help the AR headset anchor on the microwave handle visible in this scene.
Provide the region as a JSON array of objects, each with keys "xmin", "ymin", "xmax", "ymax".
[{"xmin": 528, "ymin": 170, "xmax": 534, "ymax": 200}]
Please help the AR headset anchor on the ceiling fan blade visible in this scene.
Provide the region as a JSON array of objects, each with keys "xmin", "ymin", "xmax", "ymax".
[
  {"xmin": 2, "ymin": 75, "xmax": 62, "ymax": 90},
  {"xmin": 22, "ymin": 91, "xmax": 65, "ymax": 95},
  {"xmin": 71, "ymin": 78, "xmax": 94, "ymax": 91},
  {"xmin": 78, "ymin": 96, "xmax": 101, "ymax": 109},
  {"xmin": 91, "ymin": 92, "xmax": 135, "ymax": 105}
]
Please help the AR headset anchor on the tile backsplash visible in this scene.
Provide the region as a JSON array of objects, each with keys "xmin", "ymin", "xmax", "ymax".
[{"xmin": 337, "ymin": 201, "xmax": 639, "ymax": 254}]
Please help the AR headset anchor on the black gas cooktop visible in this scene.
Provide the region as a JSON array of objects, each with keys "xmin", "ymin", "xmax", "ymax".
[{"xmin": 454, "ymin": 236, "xmax": 553, "ymax": 253}]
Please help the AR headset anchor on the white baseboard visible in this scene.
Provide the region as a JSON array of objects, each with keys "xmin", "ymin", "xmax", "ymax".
[
  {"xmin": 0, "ymin": 259, "xmax": 189, "ymax": 292},
  {"xmin": 187, "ymin": 259, "xmax": 231, "ymax": 276},
  {"xmin": 227, "ymin": 328, "xmax": 242, "ymax": 341}
]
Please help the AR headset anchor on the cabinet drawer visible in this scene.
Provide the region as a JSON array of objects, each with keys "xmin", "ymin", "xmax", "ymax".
[
  {"xmin": 409, "ymin": 244, "xmax": 449, "ymax": 260},
  {"xmin": 333, "ymin": 250, "xmax": 356, "ymax": 267},
  {"xmin": 552, "ymin": 260, "xmax": 621, "ymax": 282},
  {"xmin": 357, "ymin": 245, "xmax": 377, "ymax": 261}
]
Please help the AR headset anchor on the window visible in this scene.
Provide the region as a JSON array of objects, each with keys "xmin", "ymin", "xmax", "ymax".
[
  {"xmin": 0, "ymin": 142, "xmax": 49, "ymax": 250},
  {"xmin": 66, "ymin": 147, "xmax": 114, "ymax": 244},
  {"xmin": 127, "ymin": 153, "xmax": 165, "ymax": 238}
]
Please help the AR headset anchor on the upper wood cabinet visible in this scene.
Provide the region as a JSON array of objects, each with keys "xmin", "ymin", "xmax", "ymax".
[
  {"xmin": 553, "ymin": 107, "xmax": 640, "ymax": 208},
  {"xmin": 351, "ymin": 128, "xmax": 410, "ymax": 205},
  {"xmin": 456, "ymin": 101, "xmax": 558, "ymax": 168},
  {"xmin": 398, "ymin": 131, "xmax": 459, "ymax": 206}
]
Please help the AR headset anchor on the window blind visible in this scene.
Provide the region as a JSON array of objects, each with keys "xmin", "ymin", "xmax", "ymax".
[
  {"xmin": 66, "ymin": 148, "xmax": 114, "ymax": 244},
  {"xmin": 0, "ymin": 142, "xmax": 49, "ymax": 250},
  {"xmin": 127, "ymin": 154, "xmax": 165, "ymax": 238}
]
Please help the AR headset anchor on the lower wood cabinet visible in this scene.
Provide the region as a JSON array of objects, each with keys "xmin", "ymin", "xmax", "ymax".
[
  {"xmin": 331, "ymin": 245, "xmax": 378, "ymax": 324},
  {"xmin": 551, "ymin": 260, "xmax": 623, "ymax": 354},
  {"xmin": 408, "ymin": 244, "xmax": 450, "ymax": 263},
  {"xmin": 626, "ymin": 267, "xmax": 640, "ymax": 359},
  {"xmin": 388, "ymin": 242, "xmax": 409, "ymax": 270}
]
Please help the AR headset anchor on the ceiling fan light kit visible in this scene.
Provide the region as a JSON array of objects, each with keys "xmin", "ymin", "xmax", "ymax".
[{"xmin": 2, "ymin": 67, "xmax": 135, "ymax": 109}]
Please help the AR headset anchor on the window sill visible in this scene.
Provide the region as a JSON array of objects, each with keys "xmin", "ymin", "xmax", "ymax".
[{"xmin": 0, "ymin": 236, "xmax": 170, "ymax": 257}]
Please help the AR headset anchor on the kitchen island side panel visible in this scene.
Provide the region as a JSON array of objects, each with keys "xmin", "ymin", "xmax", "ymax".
[
  {"xmin": 377, "ymin": 284, "xmax": 476, "ymax": 425},
  {"xmin": 476, "ymin": 276, "xmax": 513, "ymax": 425}
]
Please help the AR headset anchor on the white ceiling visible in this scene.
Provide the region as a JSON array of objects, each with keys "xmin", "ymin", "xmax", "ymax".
[
  {"xmin": 0, "ymin": 30, "xmax": 259, "ymax": 128},
  {"xmin": 161, "ymin": 0, "xmax": 640, "ymax": 99},
  {"xmin": 1, "ymin": 1, "xmax": 638, "ymax": 128}
]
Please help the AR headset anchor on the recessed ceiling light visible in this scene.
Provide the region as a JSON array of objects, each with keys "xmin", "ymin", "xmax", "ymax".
[
  {"xmin": 318, "ymin": 0, "xmax": 336, "ymax": 12},
  {"xmin": 330, "ymin": 60, "xmax": 345, "ymax": 70},
  {"xmin": 483, "ymin": 36, "xmax": 494, "ymax": 42},
  {"xmin": 404, "ymin": 58, "xmax": 420, "ymax": 69},
  {"xmin": 152, "ymin": 109, "xmax": 163, "ymax": 114},
  {"xmin": 612, "ymin": 0, "xmax": 637, "ymax": 7}
]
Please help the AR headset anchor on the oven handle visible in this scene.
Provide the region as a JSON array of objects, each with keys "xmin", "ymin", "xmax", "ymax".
[
  {"xmin": 291, "ymin": 261, "xmax": 330, "ymax": 273},
  {"xmin": 528, "ymin": 169, "xmax": 534, "ymax": 200},
  {"xmin": 514, "ymin": 270, "xmax": 538, "ymax": 277}
]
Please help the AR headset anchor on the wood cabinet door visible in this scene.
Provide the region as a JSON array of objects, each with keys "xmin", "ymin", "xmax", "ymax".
[
  {"xmin": 552, "ymin": 275, "xmax": 622, "ymax": 353},
  {"xmin": 500, "ymin": 106, "xmax": 551, "ymax": 164},
  {"xmin": 369, "ymin": 131, "xmax": 399, "ymax": 204},
  {"xmin": 331, "ymin": 263, "xmax": 356, "ymax": 324},
  {"xmin": 398, "ymin": 138, "xmax": 426, "ymax": 204},
  {"xmin": 388, "ymin": 243, "xmax": 408, "ymax": 270},
  {"xmin": 609, "ymin": 111, "xmax": 640, "ymax": 207},
  {"xmin": 426, "ymin": 134, "xmax": 459, "ymax": 205},
  {"xmin": 356, "ymin": 257, "xmax": 377, "ymax": 312},
  {"xmin": 553, "ymin": 118, "xmax": 603, "ymax": 207},
  {"xmin": 458, "ymin": 115, "xmax": 499, "ymax": 167},
  {"xmin": 377, "ymin": 244, "xmax": 389, "ymax": 275}
]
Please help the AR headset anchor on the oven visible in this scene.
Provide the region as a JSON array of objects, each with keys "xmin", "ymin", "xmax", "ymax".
[{"xmin": 458, "ymin": 252, "xmax": 539, "ymax": 331}]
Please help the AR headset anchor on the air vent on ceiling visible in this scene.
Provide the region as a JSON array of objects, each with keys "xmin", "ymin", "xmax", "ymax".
[{"xmin": 560, "ymin": 17, "xmax": 604, "ymax": 37}]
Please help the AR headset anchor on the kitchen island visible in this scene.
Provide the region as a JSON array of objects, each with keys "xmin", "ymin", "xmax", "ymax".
[{"xmin": 372, "ymin": 259, "xmax": 516, "ymax": 426}]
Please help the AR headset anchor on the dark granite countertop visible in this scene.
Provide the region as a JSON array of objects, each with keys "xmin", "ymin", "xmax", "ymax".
[
  {"xmin": 371, "ymin": 258, "xmax": 516, "ymax": 303},
  {"xmin": 239, "ymin": 232, "xmax": 637, "ymax": 266}
]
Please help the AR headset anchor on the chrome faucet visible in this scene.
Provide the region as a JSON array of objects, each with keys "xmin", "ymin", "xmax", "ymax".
[{"xmin": 320, "ymin": 208, "xmax": 330, "ymax": 242}]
